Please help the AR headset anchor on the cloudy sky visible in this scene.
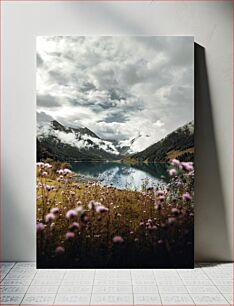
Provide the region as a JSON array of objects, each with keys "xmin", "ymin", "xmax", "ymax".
[{"xmin": 37, "ymin": 36, "xmax": 194, "ymax": 144}]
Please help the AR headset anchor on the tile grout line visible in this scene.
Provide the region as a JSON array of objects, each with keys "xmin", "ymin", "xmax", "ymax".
[
  {"xmin": 0, "ymin": 262, "xmax": 17, "ymax": 304},
  {"xmin": 201, "ymin": 264, "xmax": 232, "ymax": 305},
  {"xmin": 152, "ymin": 269, "xmax": 162, "ymax": 306},
  {"xmin": 0, "ymin": 262, "xmax": 232, "ymax": 305},
  {"xmin": 176, "ymin": 267, "xmax": 195, "ymax": 305},
  {"xmin": 0, "ymin": 262, "xmax": 17, "ymax": 282},
  {"xmin": 53, "ymin": 269, "xmax": 67, "ymax": 305},
  {"xmin": 19, "ymin": 263, "xmax": 38, "ymax": 305},
  {"xmin": 130, "ymin": 269, "xmax": 134, "ymax": 306},
  {"xmin": 90, "ymin": 269, "xmax": 96, "ymax": 306}
]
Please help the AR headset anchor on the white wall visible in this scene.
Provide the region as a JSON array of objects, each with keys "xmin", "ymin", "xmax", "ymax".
[{"xmin": 1, "ymin": 1, "xmax": 232, "ymax": 261}]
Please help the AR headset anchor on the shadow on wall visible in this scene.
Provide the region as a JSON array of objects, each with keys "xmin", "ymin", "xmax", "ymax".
[{"xmin": 194, "ymin": 43, "xmax": 231, "ymax": 261}]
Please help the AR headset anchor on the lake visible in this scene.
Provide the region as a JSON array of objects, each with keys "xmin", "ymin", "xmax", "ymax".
[{"xmin": 71, "ymin": 162, "xmax": 169, "ymax": 191}]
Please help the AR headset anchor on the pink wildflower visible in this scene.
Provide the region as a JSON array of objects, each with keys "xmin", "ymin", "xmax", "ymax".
[
  {"xmin": 171, "ymin": 208, "xmax": 179, "ymax": 215},
  {"xmin": 45, "ymin": 213, "xmax": 55, "ymax": 223},
  {"xmin": 88, "ymin": 200, "xmax": 96, "ymax": 210},
  {"xmin": 181, "ymin": 162, "xmax": 194, "ymax": 172},
  {"xmin": 113, "ymin": 235, "xmax": 124, "ymax": 243},
  {"xmin": 75, "ymin": 206, "xmax": 83, "ymax": 213},
  {"xmin": 63, "ymin": 168, "xmax": 72, "ymax": 175},
  {"xmin": 44, "ymin": 185, "xmax": 51, "ymax": 191},
  {"xmin": 50, "ymin": 222, "xmax": 55, "ymax": 229},
  {"xmin": 36, "ymin": 223, "xmax": 45, "ymax": 232},
  {"xmin": 157, "ymin": 190, "xmax": 164, "ymax": 196},
  {"xmin": 171, "ymin": 159, "xmax": 180, "ymax": 166},
  {"xmin": 96, "ymin": 205, "xmax": 109, "ymax": 213},
  {"xmin": 69, "ymin": 222, "xmax": 80, "ymax": 231},
  {"xmin": 44, "ymin": 163, "xmax": 52, "ymax": 169},
  {"xmin": 50, "ymin": 207, "xmax": 59, "ymax": 214},
  {"xmin": 55, "ymin": 246, "xmax": 65, "ymax": 255},
  {"xmin": 183, "ymin": 192, "xmax": 192, "ymax": 201},
  {"xmin": 158, "ymin": 195, "xmax": 165, "ymax": 202},
  {"xmin": 65, "ymin": 232, "xmax": 75, "ymax": 240},
  {"xmin": 169, "ymin": 168, "xmax": 177, "ymax": 176},
  {"xmin": 66, "ymin": 209, "xmax": 77, "ymax": 219}
]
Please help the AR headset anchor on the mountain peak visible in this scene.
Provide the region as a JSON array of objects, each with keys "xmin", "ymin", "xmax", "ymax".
[
  {"xmin": 130, "ymin": 121, "xmax": 194, "ymax": 163},
  {"xmin": 51, "ymin": 120, "xmax": 67, "ymax": 132}
]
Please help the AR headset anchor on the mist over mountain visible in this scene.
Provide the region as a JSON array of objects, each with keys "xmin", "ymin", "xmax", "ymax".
[
  {"xmin": 37, "ymin": 120, "xmax": 194, "ymax": 162},
  {"xmin": 37, "ymin": 120, "xmax": 120, "ymax": 161},
  {"xmin": 129, "ymin": 121, "xmax": 194, "ymax": 163}
]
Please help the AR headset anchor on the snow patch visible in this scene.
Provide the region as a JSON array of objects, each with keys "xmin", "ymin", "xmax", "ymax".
[{"xmin": 37, "ymin": 122, "xmax": 119, "ymax": 155}]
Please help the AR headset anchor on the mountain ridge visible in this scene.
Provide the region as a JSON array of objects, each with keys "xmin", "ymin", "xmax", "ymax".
[
  {"xmin": 128, "ymin": 121, "xmax": 194, "ymax": 163},
  {"xmin": 37, "ymin": 120, "xmax": 194, "ymax": 162}
]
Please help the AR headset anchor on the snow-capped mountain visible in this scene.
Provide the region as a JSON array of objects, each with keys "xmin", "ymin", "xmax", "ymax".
[
  {"xmin": 117, "ymin": 133, "xmax": 153, "ymax": 155},
  {"xmin": 130, "ymin": 121, "xmax": 194, "ymax": 163},
  {"xmin": 37, "ymin": 120, "xmax": 194, "ymax": 162},
  {"xmin": 37, "ymin": 120, "xmax": 120, "ymax": 161}
]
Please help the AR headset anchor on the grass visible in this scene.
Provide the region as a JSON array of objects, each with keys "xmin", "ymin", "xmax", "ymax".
[
  {"xmin": 167, "ymin": 148, "xmax": 194, "ymax": 160},
  {"xmin": 36, "ymin": 160, "xmax": 194, "ymax": 268}
]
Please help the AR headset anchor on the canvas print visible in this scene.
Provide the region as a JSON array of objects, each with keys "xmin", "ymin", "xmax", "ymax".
[{"xmin": 36, "ymin": 36, "xmax": 194, "ymax": 268}]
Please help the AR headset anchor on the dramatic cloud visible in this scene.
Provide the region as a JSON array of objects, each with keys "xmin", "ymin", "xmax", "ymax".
[{"xmin": 37, "ymin": 36, "xmax": 193, "ymax": 146}]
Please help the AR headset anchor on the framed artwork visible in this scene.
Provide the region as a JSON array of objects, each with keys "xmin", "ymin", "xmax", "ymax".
[{"xmin": 36, "ymin": 36, "xmax": 194, "ymax": 268}]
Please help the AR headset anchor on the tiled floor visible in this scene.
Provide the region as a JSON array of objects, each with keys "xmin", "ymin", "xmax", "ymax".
[{"xmin": 0, "ymin": 262, "xmax": 233, "ymax": 305}]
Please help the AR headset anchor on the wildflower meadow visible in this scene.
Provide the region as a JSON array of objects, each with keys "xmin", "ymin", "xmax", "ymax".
[{"xmin": 36, "ymin": 159, "xmax": 194, "ymax": 268}]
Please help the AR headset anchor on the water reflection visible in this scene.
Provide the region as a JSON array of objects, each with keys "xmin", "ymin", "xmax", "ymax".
[{"xmin": 71, "ymin": 162, "xmax": 169, "ymax": 191}]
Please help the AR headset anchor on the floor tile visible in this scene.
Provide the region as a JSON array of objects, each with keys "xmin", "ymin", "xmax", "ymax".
[
  {"xmin": 0, "ymin": 262, "xmax": 15, "ymax": 266},
  {"xmin": 62, "ymin": 278, "xmax": 93, "ymax": 285},
  {"xmin": 34, "ymin": 275, "xmax": 63, "ymax": 281},
  {"xmin": 63, "ymin": 273, "xmax": 93, "ymax": 279},
  {"xmin": 158, "ymin": 285, "xmax": 187, "ymax": 294},
  {"xmin": 181, "ymin": 278, "xmax": 213, "ymax": 285},
  {"xmin": 0, "ymin": 268, "xmax": 14, "ymax": 275},
  {"xmin": 92, "ymin": 285, "xmax": 132, "ymax": 294},
  {"xmin": 217, "ymin": 285, "xmax": 233, "ymax": 293},
  {"xmin": 4, "ymin": 273, "xmax": 35, "ymax": 280},
  {"xmin": 160, "ymin": 294, "xmax": 194, "ymax": 305},
  {"xmin": 14, "ymin": 262, "xmax": 36, "ymax": 268},
  {"xmin": 0, "ymin": 285, "xmax": 28, "ymax": 294},
  {"xmin": 93, "ymin": 279, "xmax": 132, "ymax": 285},
  {"xmin": 97, "ymin": 269, "xmax": 130, "ymax": 275},
  {"xmin": 0, "ymin": 279, "xmax": 32, "ymax": 286},
  {"xmin": 222, "ymin": 293, "xmax": 233, "ymax": 304},
  {"xmin": 0, "ymin": 272, "xmax": 10, "ymax": 280},
  {"xmin": 156, "ymin": 279, "xmax": 184, "ymax": 285},
  {"xmin": 58, "ymin": 285, "xmax": 92, "ymax": 294},
  {"xmin": 132, "ymin": 279, "xmax": 157, "ymax": 285},
  {"xmin": 95, "ymin": 275, "xmax": 132, "ymax": 281},
  {"xmin": 190, "ymin": 293, "xmax": 229, "ymax": 305},
  {"xmin": 0, "ymin": 294, "xmax": 24, "ymax": 305},
  {"xmin": 212, "ymin": 279, "xmax": 233, "ymax": 285},
  {"xmin": 21, "ymin": 293, "xmax": 56, "ymax": 305},
  {"xmin": 66, "ymin": 270, "xmax": 94, "ymax": 277},
  {"xmin": 0, "ymin": 261, "xmax": 232, "ymax": 306},
  {"xmin": 186, "ymin": 285, "xmax": 219, "ymax": 293},
  {"xmin": 134, "ymin": 294, "xmax": 161, "ymax": 305},
  {"xmin": 31, "ymin": 278, "xmax": 61, "ymax": 286},
  {"xmin": 54, "ymin": 294, "xmax": 90, "ymax": 305},
  {"xmin": 133, "ymin": 285, "xmax": 158, "ymax": 293},
  {"xmin": 91, "ymin": 294, "xmax": 133, "ymax": 305},
  {"xmin": 27, "ymin": 285, "xmax": 59, "ymax": 294}
]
